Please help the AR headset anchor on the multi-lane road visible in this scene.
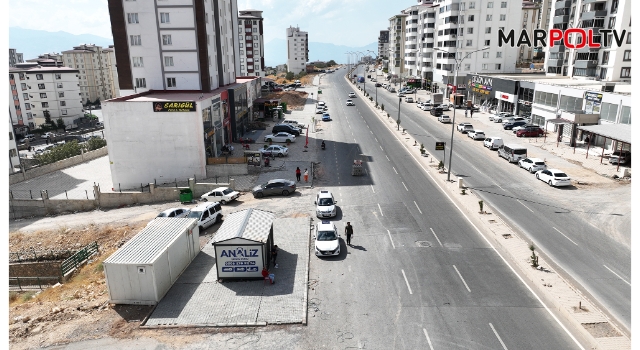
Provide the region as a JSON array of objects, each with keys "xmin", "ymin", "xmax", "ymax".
[{"xmin": 299, "ymin": 68, "xmax": 583, "ymax": 349}]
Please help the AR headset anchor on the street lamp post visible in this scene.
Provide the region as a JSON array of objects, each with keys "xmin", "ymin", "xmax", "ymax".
[
  {"xmin": 367, "ymin": 50, "xmax": 380, "ymax": 106},
  {"xmin": 434, "ymin": 47, "xmax": 490, "ymax": 182},
  {"xmin": 397, "ymin": 96, "xmax": 401, "ymax": 130}
]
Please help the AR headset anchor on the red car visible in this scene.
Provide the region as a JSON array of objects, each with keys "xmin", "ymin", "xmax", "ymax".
[{"xmin": 516, "ymin": 127, "xmax": 544, "ymax": 137}]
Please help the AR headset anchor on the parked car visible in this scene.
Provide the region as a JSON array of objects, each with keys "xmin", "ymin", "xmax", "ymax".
[
  {"xmin": 348, "ymin": 92, "xmax": 356, "ymax": 98},
  {"xmin": 503, "ymin": 120, "xmax": 527, "ymax": 130},
  {"xmin": 252, "ymin": 179, "xmax": 297, "ymax": 198},
  {"xmin": 315, "ymin": 190, "xmax": 337, "ymax": 218},
  {"xmin": 314, "ymin": 221, "xmax": 341, "ymax": 257},
  {"xmin": 41, "ymin": 132, "xmax": 55, "ymax": 139},
  {"xmin": 20, "ymin": 134, "xmax": 36, "ymax": 143},
  {"xmin": 322, "ymin": 113, "xmax": 332, "ymax": 121},
  {"xmin": 492, "ymin": 113, "xmax": 514, "ymax": 123},
  {"xmin": 421, "ymin": 104, "xmax": 433, "ymax": 111},
  {"xmin": 155, "ymin": 207, "xmax": 189, "ymax": 218},
  {"xmin": 502, "ymin": 117, "xmax": 525, "ymax": 125},
  {"xmin": 283, "ymin": 119, "xmax": 306, "ymax": 129},
  {"xmin": 397, "ymin": 91, "xmax": 405, "ymax": 97},
  {"xmin": 457, "ymin": 122, "xmax": 473, "ymax": 132},
  {"xmin": 512, "ymin": 124, "xmax": 536, "ymax": 134},
  {"xmin": 438, "ymin": 115, "xmax": 451, "ymax": 123},
  {"xmin": 405, "ymin": 97, "xmax": 414, "ymax": 103},
  {"xmin": 439, "ymin": 104, "xmax": 450, "ymax": 111},
  {"xmin": 430, "ymin": 107, "xmax": 443, "ymax": 116},
  {"xmin": 200, "ymin": 187, "xmax": 240, "ymax": 204},
  {"xmin": 483, "ymin": 137, "xmax": 504, "ymax": 150},
  {"xmin": 265, "ymin": 132, "xmax": 296, "ymax": 143},
  {"xmin": 260, "ymin": 145, "xmax": 289, "ymax": 157},
  {"xmin": 516, "ymin": 126, "xmax": 545, "ymax": 137},
  {"xmin": 519, "ymin": 158, "xmax": 548, "ymax": 173},
  {"xmin": 498, "ymin": 144, "xmax": 528, "ymax": 163},
  {"xmin": 375, "ymin": 83, "xmax": 382, "ymax": 87},
  {"xmin": 609, "ymin": 150, "xmax": 631, "ymax": 165},
  {"xmin": 468, "ymin": 130, "xmax": 485, "ymax": 140},
  {"xmin": 186, "ymin": 202, "xmax": 223, "ymax": 231},
  {"xmin": 317, "ymin": 101, "xmax": 326, "ymax": 107},
  {"xmin": 272, "ymin": 124, "xmax": 301, "ymax": 136},
  {"xmin": 536, "ymin": 169, "xmax": 572, "ymax": 187},
  {"xmin": 316, "ymin": 108, "xmax": 325, "ymax": 114},
  {"xmin": 346, "ymin": 99, "xmax": 355, "ymax": 106}
]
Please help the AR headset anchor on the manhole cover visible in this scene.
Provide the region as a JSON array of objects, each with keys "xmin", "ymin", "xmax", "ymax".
[
  {"xmin": 415, "ymin": 241, "xmax": 432, "ymax": 247},
  {"xmin": 502, "ymin": 234, "xmax": 512, "ymax": 239}
]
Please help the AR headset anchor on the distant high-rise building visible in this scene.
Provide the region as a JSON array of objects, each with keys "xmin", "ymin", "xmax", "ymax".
[
  {"xmin": 378, "ymin": 30, "xmax": 390, "ymax": 60},
  {"xmin": 61, "ymin": 44, "xmax": 119, "ymax": 104},
  {"xmin": 238, "ymin": 9, "xmax": 265, "ymax": 77},
  {"xmin": 388, "ymin": 13, "xmax": 408, "ymax": 78},
  {"xmin": 9, "ymin": 49, "xmax": 24, "ymax": 67},
  {"xmin": 107, "ymin": 0, "xmax": 240, "ymax": 94},
  {"xmin": 26, "ymin": 53, "xmax": 64, "ymax": 66},
  {"xmin": 286, "ymin": 26, "xmax": 308, "ymax": 74}
]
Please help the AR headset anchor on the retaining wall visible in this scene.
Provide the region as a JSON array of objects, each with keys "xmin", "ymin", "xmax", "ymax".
[
  {"xmin": 10, "ymin": 147, "xmax": 109, "ymax": 185},
  {"xmin": 206, "ymin": 163, "xmax": 248, "ymax": 177},
  {"xmin": 10, "ymin": 262, "xmax": 62, "ymax": 278}
]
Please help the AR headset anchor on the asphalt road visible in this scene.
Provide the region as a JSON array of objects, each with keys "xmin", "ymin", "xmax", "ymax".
[
  {"xmin": 299, "ymin": 68, "xmax": 582, "ymax": 349},
  {"xmin": 358, "ymin": 66, "xmax": 631, "ymax": 333}
]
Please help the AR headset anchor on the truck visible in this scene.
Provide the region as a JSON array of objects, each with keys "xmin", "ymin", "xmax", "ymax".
[
  {"xmin": 450, "ymin": 94, "xmax": 465, "ymax": 108},
  {"xmin": 432, "ymin": 93, "xmax": 443, "ymax": 106}
]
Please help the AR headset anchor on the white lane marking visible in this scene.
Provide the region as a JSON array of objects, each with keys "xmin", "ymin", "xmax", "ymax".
[
  {"xmin": 367, "ymin": 124, "xmax": 370, "ymax": 129},
  {"xmin": 393, "ymin": 166, "xmax": 398, "ymax": 174},
  {"xmin": 348, "ymin": 265, "xmax": 351, "ymax": 272},
  {"xmin": 453, "ymin": 265, "xmax": 471, "ymax": 292},
  {"xmin": 386, "ymin": 155, "xmax": 390, "ymax": 161},
  {"xmin": 401, "ymin": 269, "xmax": 413, "ymax": 295},
  {"xmin": 430, "ymin": 228, "xmax": 443, "ymax": 247},
  {"xmin": 371, "ymin": 185, "xmax": 375, "ymax": 194},
  {"xmin": 402, "ymin": 182, "xmax": 408, "ymax": 191},
  {"xmin": 375, "ymin": 137, "xmax": 379, "ymax": 142},
  {"xmin": 423, "ymin": 328, "xmax": 435, "ymax": 350},
  {"xmin": 493, "ymin": 181, "xmax": 506, "ymax": 191},
  {"xmin": 489, "ymin": 323, "xmax": 508, "ymax": 350},
  {"xmin": 552, "ymin": 227, "xmax": 578, "ymax": 246},
  {"xmin": 380, "ymin": 145, "xmax": 384, "ymax": 151},
  {"xmin": 378, "ymin": 203, "xmax": 383, "ymax": 216},
  {"xmin": 370, "ymin": 130, "xmax": 373, "ymax": 134},
  {"xmin": 354, "ymin": 138, "xmax": 357, "ymax": 142},
  {"xmin": 387, "ymin": 230, "xmax": 396, "ymax": 249},
  {"xmin": 603, "ymin": 265, "xmax": 631, "ymax": 286},
  {"xmin": 414, "ymin": 201, "xmax": 423, "ymax": 214},
  {"xmin": 472, "ymin": 165, "xmax": 480, "ymax": 172},
  {"xmin": 516, "ymin": 199, "xmax": 534, "ymax": 213},
  {"xmin": 351, "ymin": 131, "xmax": 354, "ymax": 136}
]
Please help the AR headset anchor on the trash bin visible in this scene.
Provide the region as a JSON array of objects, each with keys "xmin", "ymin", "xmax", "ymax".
[{"xmin": 179, "ymin": 189, "xmax": 193, "ymax": 203}]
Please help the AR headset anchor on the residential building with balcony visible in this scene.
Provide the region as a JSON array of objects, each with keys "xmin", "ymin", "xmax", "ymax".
[
  {"xmin": 9, "ymin": 63, "xmax": 83, "ymax": 128},
  {"xmin": 9, "ymin": 49, "xmax": 24, "ymax": 67},
  {"xmin": 378, "ymin": 30, "xmax": 390, "ymax": 61},
  {"xmin": 106, "ymin": 0, "xmax": 240, "ymax": 95},
  {"xmin": 520, "ymin": 1, "xmax": 543, "ymax": 63},
  {"xmin": 61, "ymin": 44, "xmax": 120, "ymax": 104},
  {"xmin": 544, "ymin": 0, "xmax": 630, "ymax": 82},
  {"xmin": 237, "ymin": 9, "xmax": 265, "ymax": 77},
  {"xmin": 286, "ymin": 26, "xmax": 308, "ymax": 74},
  {"xmin": 388, "ymin": 13, "xmax": 408, "ymax": 78},
  {"xmin": 417, "ymin": 3, "xmax": 438, "ymax": 89},
  {"xmin": 26, "ymin": 53, "xmax": 64, "ymax": 66},
  {"xmin": 9, "ymin": 115, "xmax": 20, "ymax": 173}
]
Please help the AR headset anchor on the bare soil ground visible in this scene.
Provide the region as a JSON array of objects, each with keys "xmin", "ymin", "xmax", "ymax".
[{"xmin": 260, "ymin": 91, "xmax": 309, "ymax": 111}]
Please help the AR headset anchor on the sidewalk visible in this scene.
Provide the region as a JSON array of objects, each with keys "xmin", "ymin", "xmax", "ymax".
[{"xmin": 346, "ymin": 77, "xmax": 631, "ymax": 350}]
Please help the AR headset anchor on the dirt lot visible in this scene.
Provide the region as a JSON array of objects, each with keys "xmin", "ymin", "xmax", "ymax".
[{"xmin": 260, "ymin": 91, "xmax": 309, "ymax": 110}]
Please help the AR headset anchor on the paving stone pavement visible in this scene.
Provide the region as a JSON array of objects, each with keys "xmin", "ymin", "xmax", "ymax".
[{"xmin": 144, "ymin": 217, "xmax": 310, "ymax": 326}]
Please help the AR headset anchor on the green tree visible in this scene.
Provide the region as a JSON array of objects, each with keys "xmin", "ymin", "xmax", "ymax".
[
  {"xmin": 34, "ymin": 141, "xmax": 82, "ymax": 165},
  {"xmin": 86, "ymin": 137, "xmax": 107, "ymax": 151},
  {"xmin": 327, "ymin": 60, "xmax": 337, "ymax": 67},
  {"xmin": 43, "ymin": 110, "xmax": 52, "ymax": 125},
  {"xmin": 314, "ymin": 62, "xmax": 327, "ymax": 68},
  {"xmin": 285, "ymin": 71, "xmax": 295, "ymax": 80},
  {"xmin": 295, "ymin": 71, "xmax": 307, "ymax": 79},
  {"xmin": 56, "ymin": 118, "xmax": 65, "ymax": 129}
]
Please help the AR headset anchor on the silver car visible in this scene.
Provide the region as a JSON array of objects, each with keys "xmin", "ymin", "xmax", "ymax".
[{"xmin": 252, "ymin": 179, "xmax": 297, "ymax": 198}]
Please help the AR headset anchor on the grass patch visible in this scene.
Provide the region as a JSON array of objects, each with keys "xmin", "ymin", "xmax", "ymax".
[
  {"xmin": 21, "ymin": 291, "xmax": 36, "ymax": 302},
  {"xmin": 9, "ymin": 291, "xmax": 19, "ymax": 303}
]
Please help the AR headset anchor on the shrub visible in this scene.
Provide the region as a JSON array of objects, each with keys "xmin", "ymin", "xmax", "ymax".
[{"xmin": 381, "ymin": 104, "xmax": 385, "ymax": 111}]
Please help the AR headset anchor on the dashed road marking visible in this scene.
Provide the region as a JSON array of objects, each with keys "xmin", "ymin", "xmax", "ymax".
[
  {"xmin": 414, "ymin": 201, "xmax": 422, "ymax": 214},
  {"xmin": 387, "ymin": 230, "xmax": 395, "ymax": 249},
  {"xmin": 423, "ymin": 328, "xmax": 435, "ymax": 350},
  {"xmin": 516, "ymin": 199, "xmax": 534, "ymax": 213},
  {"xmin": 552, "ymin": 227, "xmax": 578, "ymax": 246},
  {"xmin": 603, "ymin": 265, "xmax": 631, "ymax": 286},
  {"xmin": 453, "ymin": 265, "xmax": 471, "ymax": 292},
  {"xmin": 402, "ymin": 182, "xmax": 408, "ymax": 191},
  {"xmin": 401, "ymin": 269, "xmax": 413, "ymax": 295},
  {"xmin": 430, "ymin": 228, "xmax": 443, "ymax": 247},
  {"xmin": 371, "ymin": 185, "xmax": 375, "ymax": 194},
  {"xmin": 490, "ymin": 323, "xmax": 508, "ymax": 350},
  {"xmin": 378, "ymin": 203, "xmax": 383, "ymax": 216},
  {"xmin": 393, "ymin": 167, "xmax": 398, "ymax": 174}
]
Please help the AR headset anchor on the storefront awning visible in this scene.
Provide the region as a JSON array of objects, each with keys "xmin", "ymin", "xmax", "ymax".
[{"xmin": 577, "ymin": 124, "xmax": 631, "ymax": 144}]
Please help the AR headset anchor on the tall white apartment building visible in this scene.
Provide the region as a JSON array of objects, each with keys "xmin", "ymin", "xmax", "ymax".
[
  {"xmin": 107, "ymin": 0, "xmax": 239, "ymax": 94},
  {"xmin": 403, "ymin": 5, "xmax": 422, "ymax": 78},
  {"xmin": 9, "ymin": 115, "xmax": 20, "ymax": 173},
  {"xmin": 388, "ymin": 13, "xmax": 408, "ymax": 77},
  {"xmin": 9, "ymin": 49, "xmax": 24, "ymax": 67},
  {"xmin": 26, "ymin": 53, "xmax": 64, "ymax": 66},
  {"xmin": 9, "ymin": 63, "xmax": 83, "ymax": 128},
  {"xmin": 544, "ymin": 0, "xmax": 630, "ymax": 82},
  {"xmin": 520, "ymin": 1, "xmax": 543, "ymax": 63},
  {"xmin": 237, "ymin": 9, "xmax": 265, "ymax": 77},
  {"xmin": 378, "ymin": 30, "xmax": 390, "ymax": 60},
  {"xmin": 61, "ymin": 44, "xmax": 119, "ymax": 104},
  {"xmin": 286, "ymin": 26, "xmax": 308, "ymax": 74}
]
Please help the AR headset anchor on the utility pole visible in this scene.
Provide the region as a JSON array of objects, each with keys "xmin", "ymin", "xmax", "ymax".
[{"xmin": 397, "ymin": 96, "xmax": 401, "ymax": 130}]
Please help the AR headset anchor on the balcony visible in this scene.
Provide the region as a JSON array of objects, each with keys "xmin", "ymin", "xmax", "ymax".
[
  {"xmin": 546, "ymin": 59, "xmax": 563, "ymax": 67},
  {"xmin": 580, "ymin": 10, "xmax": 607, "ymax": 21},
  {"xmin": 553, "ymin": 15, "xmax": 569, "ymax": 24},
  {"xmin": 581, "ymin": 0, "xmax": 607, "ymax": 4},
  {"xmin": 573, "ymin": 60, "xmax": 598, "ymax": 69},
  {"xmin": 549, "ymin": 45, "xmax": 566, "ymax": 53},
  {"xmin": 555, "ymin": 0, "xmax": 571, "ymax": 9},
  {"xmin": 576, "ymin": 45, "xmax": 601, "ymax": 53}
]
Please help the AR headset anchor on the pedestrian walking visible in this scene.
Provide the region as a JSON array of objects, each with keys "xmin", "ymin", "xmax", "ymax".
[
  {"xmin": 465, "ymin": 110, "xmax": 468, "ymax": 118},
  {"xmin": 345, "ymin": 222, "xmax": 354, "ymax": 245},
  {"xmin": 303, "ymin": 168, "xmax": 309, "ymax": 182},
  {"xmin": 584, "ymin": 136, "xmax": 590, "ymax": 145},
  {"xmin": 271, "ymin": 245, "xmax": 279, "ymax": 268},
  {"xmin": 296, "ymin": 167, "xmax": 301, "ymax": 182},
  {"xmin": 470, "ymin": 109, "xmax": 474, "ymax": 118}
]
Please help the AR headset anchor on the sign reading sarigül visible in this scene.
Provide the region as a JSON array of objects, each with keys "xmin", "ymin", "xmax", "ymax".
[{"xmin": 153, "ymin": 101, "xmax": 196, "ymax": 112}]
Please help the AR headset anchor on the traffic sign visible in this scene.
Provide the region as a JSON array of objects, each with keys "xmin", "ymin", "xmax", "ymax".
[{"xmin": 435, "ymin": 142, "xmax": 445, "ymax": 151}]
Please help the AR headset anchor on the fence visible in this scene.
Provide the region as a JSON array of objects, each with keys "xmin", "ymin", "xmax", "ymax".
[
  {"xmin": 10, "ymin": 188, "xmax": 96, "ymax": 200},
  {"xmin": 10, "ymin": 276, "xmax": 62, "ymax": 291},
  {"xmin": 60, "ymin": 242, "xmax": 99, "ymax": 277}
]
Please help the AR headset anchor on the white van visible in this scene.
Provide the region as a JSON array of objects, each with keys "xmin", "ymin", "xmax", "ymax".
[
  {"xmin": 186, "ymin": 202, "xmax": 222, "ymax": 231},
  {"xmin": 483, "ymin": 137, "xmax": 504, "ymax": 150},
  {"xmin": 498, "ymin": 144, "xmax": 528, "ymax": 163}
]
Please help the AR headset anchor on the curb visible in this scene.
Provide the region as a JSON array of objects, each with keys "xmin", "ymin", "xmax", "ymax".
[
  {"xmin": 302, "ymin": 216, "xmax": 312, "ymax": 326},
  {"xmin": 343, "ymin": 73, "xmax": 630, "ymax": 350}
]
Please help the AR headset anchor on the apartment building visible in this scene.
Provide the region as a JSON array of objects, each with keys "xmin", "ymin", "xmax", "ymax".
[
  {"xmin": 286, "ymin": 26, "xmax": 308, "ymax": 74},
  {"xmin": 237, "ymin": 9, "xmax": 265, "ymax": 77},
  {"xmin": 520, "ymin": 1, "xmax": 543, "ymax": 63},
  {"xmin": 107, "ymin": 0, "xmax": 239, "ymax": 95},
  {"xmin": 26, "ymin": 53, "xmax": 64, "ymax": 66},
  {"xmin": 9, "ymin": 63, "xmax": 83, "ymax": 128},
  {"xmin": 9, "ymin": 49, "xmax": 24, "ymax": 67},
  {"xmin": 544, "ymin": 0, "xmax": 631, "ymax": 82},
  {"xmin": 9, "ymin": 115, "xmax": 20, "ymax": 173},
  {"xmin": 378, "ymin": 30, "xmax": 390, "ymax": 60},
  {"xmin": 388, "ymin": 13, "xmax": 408, "ymax": 78},
  {"xmin": 61, "ymin": 44, "xmax": 119, "ymax": 104}
]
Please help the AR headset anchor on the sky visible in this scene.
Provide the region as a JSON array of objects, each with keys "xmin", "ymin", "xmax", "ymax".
[{"xmin": 8, "ymin": 0, "xmax": 419, "ymax": 47}]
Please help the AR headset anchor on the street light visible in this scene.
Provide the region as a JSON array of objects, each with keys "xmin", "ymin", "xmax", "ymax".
[
  {"xmin": 367, "ymin": 50, "xmax": 380, "ymax": 106},
  {"xmin": 356, "ymin": 51, "xmax": 367, "ymax": 94},
  {"xmin": 433, "ymin": 46, "xmax": 490, "ymax": 182}
]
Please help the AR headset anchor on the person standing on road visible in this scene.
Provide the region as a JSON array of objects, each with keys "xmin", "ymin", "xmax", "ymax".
[
  {"xmin": 303, "ymin": 168, "xmax": 309, "ymax": 182},
  {"xmin": 345, "ymin": 222, "xmax": 354, "ymax": 246},
  {"xmin": 296, "ymin": 167, "xmax": 301, "ymax": 182},
  {"xmin": 271, "ymin": 245, "xmax": 279, "ymax": 268},
  {"xmin": 465, "ymin": 109, "xmax": 468, "ymax": 118}
]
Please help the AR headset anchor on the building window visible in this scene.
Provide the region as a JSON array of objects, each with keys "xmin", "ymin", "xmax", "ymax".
[
  {"xmin": 464, "ymin": 64, "xmax": 471, "ymax": 70},
  {"xmin": 467, "ymin": 28, "xmax": 473, "ymax": 34},
  {"xmin": 135, "ymin": 78, "xmax": 146, "ymax": 88},
  {"xmin": 61, "ymin": 109, "xmax": 68, "ymax": 115},
  {"xmin": 483, "ymin": 52, "xmax": 489, "ymax": 58},
  {"xmin": 468, "ymin": 15, "xmax": 474, "ymax": 22},
  {"xmin": 620, "ymin": 67, "xmax": 630, "ymax": 78},
  {"xmin": 501, "ymin": 1, "xmax": 507, "ymax": 8},
  {"xmin": 167, "ymin": 77, "xmax": 176, "ymax": 87},
  {"xmin": 60, "ymin": 101, "xmax": 66, "ymax": 106},
  {"xmin": 253, "ymin": 43, "xmax": 259, "ymax": 48},
  {"xmin": 469, "ymin": 1, "xmax": 475, "ymax": 9},
  {"xmin": 127, "ymin": 13, "xmax": 139, "ymax": 24},
  {"xmin": 611, "ymin": 0, "xmax": 618, "ymax": 13},
  {"xmin": 160, "ymin": 13, "xmax": 170, "ymax": 23},
  {"xmin": 25, "ymin": 104, "xmax": 30, "ymax": 110},
  {"xmin": 241, "ymin": 65, "xmax": 245, "ymax": 70},
  {"xmin": 253, "ymin": 35, "xmax": 258, "ymax": 40},
  {"xmin": 55, "ymin": 74, "xmax": 61, "ymax": 79},
  {"xmin": 41, "ymin": 102, "xmax": 49, "ymax": 108},
  {"xmin": 19, "ymin": 73, "xmax": 25, "ymax": 80},
  {"xmin": 252, "ymin": 28, "xmax": 257, "ymax": 32},
  {"xmin": 485, "ymin": 40, "xmax": 491, "ymax": 45},
  {"xmin": 487, "ymin": 2, "xmax": 493, "ymax": 8},
  {"xmin": 59, "ymin": 92, "xmax": 64, "ymax": 98},
  {"xmin": 466, "ymin": 40, "xmax": 473, "ymax": 46},
  {"xmin": 38, "ymin": 83, "xmax": 45, "ymax": 89},
  {"xmin": 623, "ymin": 50, "xmax": 630, "ymax": 61},
  {"xmin": 626, "ymin": 33, "xmax": 631, "ymax": 44},
  {"xmin": 164, "ymin": 56, "xmax": 174, "ymax": 66},
  {"xmin": 40, "ymin": 93, "xmax": 47, "ymax": 98},
  {"xmin": 496, "ymin": 51, "xmax": 502, "ymax": 58},
  {"xmin": 485, "ymin": 27, "xmax": 492, "ymax": 34},
  {"xmin": 254, "ymin": 50, "xmax": 259, "ymax": 55},
  {"xmin": 36, "ymin": 74, "xmax": 43, "ymax": 80},
  {"xmin": 130, "ymin": 35, "xmax": 142, "ymax": 46},
  {"xmin": 486, "ymin": 15, "xmax": 492, "ymax": 21},
  {"xmin": 23, "ymin": 93, "xmax": 29, "ymax": 100},
  {"xmin": 26, "ymin": 113, "xmax": 32, "ymax": 119},
  {"xmin": 162, "ymin": 35, "xmax": 172, "ymax": 45},
  {"xmin": 21, "ymin": 83, "xmax": 26, "ymax": 90},
  {"xmin": 482, "ymin": 64, "xmax": 488, "ymax": 70},
  {"xmin": 240, "ymin": 50, "xmax": 244, "ymax": 55},
  {"xmin": 239, "ymin": 43, "xmax": 244, "ymax": 48},
  {"xmin": 133, "ymin": 57, "xmax": 144, "ymax": 67},
  {"xmin": 495, "ymin": 64, "xmax": 501, "ymax": 70},
  {"xmin": 500, "ymin": 14, "xmax": 506, "ymax": 21}
]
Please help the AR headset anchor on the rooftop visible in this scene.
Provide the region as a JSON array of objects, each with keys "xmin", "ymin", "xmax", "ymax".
[{"xmin": 106, "ymin": 83, "xmax": 243, "ymax": 103}]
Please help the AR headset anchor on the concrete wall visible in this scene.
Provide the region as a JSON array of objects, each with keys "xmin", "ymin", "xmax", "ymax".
[
  {"xmin": 206, "ymin": 163, "xmax": 248, "ymax": 177},
  {"xmin": 9, "ymin": 147, "xmax": 108, "ymax": 185}
]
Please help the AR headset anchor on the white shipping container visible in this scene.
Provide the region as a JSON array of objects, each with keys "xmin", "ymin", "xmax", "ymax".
[{"xmin": 103, "ymin": 218, "xmax": 199, "ymax": 305}]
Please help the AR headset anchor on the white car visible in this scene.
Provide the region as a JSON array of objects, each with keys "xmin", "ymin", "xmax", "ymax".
[
  {"xmin": 260, "ymin": 145, "xmax": 289, "ymax": 157},
  {"xmin": 314, "ymin": 221, "xmax": 341, "ymax": 257},
  {"xmin": 283, "ymin": 119, "xmax": 306, "ymax": 129},
  {"xmin": 317, "ymin": 101, "xmax": 326, "ymax": 107},
  {"xmin": 346, "ymin": 99, "xmax": 355, "ymax": 106},
  {"xmin": 316, "ymin": 108, "xmax": 325, "ymax": 114},
  {"xmin": 41, "ymin": 132, "xmax": 55, "ymax": 139},
  {"xmin": 200, "ymin": 187, "xmax": 240, "ymax": 204},
  {"xmin": 405, "ymin": 97, "xmax": 414, "ymax": 103},
  {"xmin": 264, "ymin": 132, "xmax": 296, "ymax": 143},
  {"xmin": 468, "ymin": 130, "xmax": 485, "ymax": 140},
  {"xmin": 519, "ymin": 158, "xmax": 547, "ymax": 173},
  {"xmin": 457, "ymin": 122, "xmax": 473, "ymax": 132},
  {"xmin": 155, "ymin": 207, "xmax": 189, "ymax": 219},
  {"xmin": 492, "ymin": 113, "xmax": 514, "ymax": 123},
  {"xmin": 439, "ymin": 104, "xmax": 451, "ymax": 111},
  {"xmin": 438, "ymin": 115, "xmax": 451, "ymax": 123},
  {"xmin": 348, "ymin": 92, "xmax": 356, "ymax": 98},
  {"xmin": 535, "ymin": 169, "xmax": 572, "ymax": 187},
  {"xmin": 315, "ymin": 190, "xmax": 337, "ymax": 218}
]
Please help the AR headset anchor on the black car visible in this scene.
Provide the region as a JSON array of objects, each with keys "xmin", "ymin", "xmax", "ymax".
[
  {"xmin": 272, "ymin": 124, "xmax": 301, "ymax": 136},
  {"xmin": 503, "ymin": 120, "xmax": 527, "ymax": 130},
  {"xmin": 430, "ymin": 107, "xmax": 443, "ymax": 117}
]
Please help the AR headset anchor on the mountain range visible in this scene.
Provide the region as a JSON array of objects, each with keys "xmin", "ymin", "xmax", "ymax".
[{"xmin": 9, "ymin": 27, "xmax": 377, "ymax": 68}]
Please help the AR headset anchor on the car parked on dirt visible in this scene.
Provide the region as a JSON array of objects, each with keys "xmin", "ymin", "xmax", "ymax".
[
  {"xmin": 609, "ymin": 150, "xmax": 631, "ymax": 165},
  {"xmin": 186, "ymin": 202, "xmax": 223, "ymax": 231},
  {"xmin": 252, "ymin": 179, "xmax": 297, "ymax": 198},
  {"xmin": 519, "ymin": 158, "xmax": 548, "ymax": 173},
  {"xmin": 200, "ymin": 187, "xmax": 240, "ymax": 204},
  {"xmin": 536, "ymin": 169, "xmax": 572, "ymax": 187}
]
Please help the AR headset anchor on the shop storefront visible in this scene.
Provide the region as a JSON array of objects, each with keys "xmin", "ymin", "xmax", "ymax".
[
  {"xmin": 494, "ymin": 91, "xmax": 516, "ymax": 114},
  {"xmin": 229, "ymin": 85, "xmax": 248, "ymax": 142},
  {"xmin": 517, "ymin": 81, "xmax": 535, "ymax": 119},
  {"xmin": 466, "ymin": 74, "xmax": 493, "ymax": 107},
  {"xmin": 465, "ymin": 74, "xmax": 518, "ymax": 112},
  {"xmin": 202, "ymin": 96, "xmax": 224, "ymax": 157}
]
